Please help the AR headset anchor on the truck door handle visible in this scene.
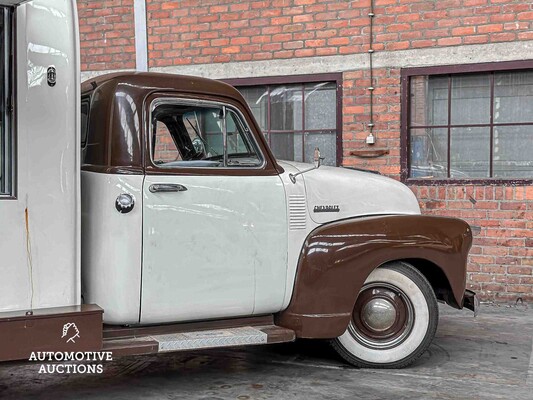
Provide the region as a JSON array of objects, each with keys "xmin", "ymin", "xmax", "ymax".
[{"xmin": 149, "ymin": 184, "xmax": 188, "ymax": 193}]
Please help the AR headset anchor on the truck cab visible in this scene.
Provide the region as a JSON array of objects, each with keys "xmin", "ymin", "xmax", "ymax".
[{"xmin": 79, "ymin": 73, "xmax": 476, "ymax": 368}]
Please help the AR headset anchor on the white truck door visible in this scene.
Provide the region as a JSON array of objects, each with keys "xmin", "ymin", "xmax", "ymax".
[{"xmin": 140, "ymin": 98, "xmax": 288, "ymax": 324}]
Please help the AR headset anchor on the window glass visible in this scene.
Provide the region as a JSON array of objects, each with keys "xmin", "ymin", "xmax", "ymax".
[
  {"xmin": 80, "ymin": 98, "xmax": 90, "ymax": 148},
  {"xmin": 270, "ymin": 85, "xmax": 303, "ymax": 131},
  {"xmin": 408, "ymin": 69, "xmax": 533, "ymax": 180},
  {"xmin": 238, "ymin": 80, "xmax": 339, "ymax": 166},
  {"xmin": 151, "ymin": 102, "xmax": 262, "ymax": 168},
  {"xmin": 240, "ymin": 86, "xmax": 267, "ymax": 131},
  {"xmin": 153, "ymin": 121, "xmax": 179, "ymax": 163},
  {"xmin": 0, "ymin": 8, "xmax": 11, "ymax": 196},
  {"xmin": 451, "ymin": 74, "xmax": 491, "ymax": 125},
  {"xmin": 304, "ymin": 82, "xmax": 336, "ymax": 130},
  {"xmin": 494, "ymin": 71, "xmax": 533, "ymax": 123},
  {"xmin": 410, "ymin": 76, "xmax": 448, "ymax": 127},
  {"xmin": 493, "ymin": 125, "xmax": 533, "ymax": 178},
  {"xmin": 409, "ymin": 128, "xmax": 448, "ymax": 179},
  {"xmin": 450, "ymin": 127, "xmax": 490, "ymax": 178},
  {"xmin": 304, "ymin": 131, "xmax": 336, "ymax": 164},
  {"xmin": 270, "ymin": 132, "xmax": 303, "ymax": 163}
]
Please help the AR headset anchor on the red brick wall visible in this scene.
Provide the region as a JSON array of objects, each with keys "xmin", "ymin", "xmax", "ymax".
[
  {"xmin": 413, "ymin": 185, "xmax": 533, "ymax": 302},
  {"xmin": 342, "ymin": 67, "xmax": 533, "ymax": 301},
  {"xmin": 144, "ymin": 0, "xmax": 532, "ymax": 68},
  {"xmin": 78, "ymin": 0, "xmax": 136, "ymax": 71}
]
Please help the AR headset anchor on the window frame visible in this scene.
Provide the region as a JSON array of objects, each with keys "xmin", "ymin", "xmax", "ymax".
[
  {"xmin": 401, "ymin": 60, "xmax": 533, "ymax": 185},
  {"xmin": 148, "ymin": 97, "xmax": 266, "ymax": 170},
  {"xmin": 223, "ymin": 73, "xmax": 343, "ymax": 167},
  {"xmin": 80, "ymin": 95, "xmax": 91, "ymax": 149},
  {"xmin": 0, "ymin": 6, "xmax": 14, "ymax": 199}
]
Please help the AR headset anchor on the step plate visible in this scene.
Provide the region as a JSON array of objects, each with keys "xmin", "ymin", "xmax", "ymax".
[{"xmin": 152, "ymin": 326, "xmax": 268, "ymax": 352}]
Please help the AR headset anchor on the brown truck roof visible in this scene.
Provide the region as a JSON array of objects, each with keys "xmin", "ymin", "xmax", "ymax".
[{"xmin": 81, "ymin": 72, "xmax": 243, "ymax": 100}]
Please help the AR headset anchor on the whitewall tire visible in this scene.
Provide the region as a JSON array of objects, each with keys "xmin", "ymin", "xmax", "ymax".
[{"xmin": 331, "ymin": 262, "xmax": 438, "ymax": 368}]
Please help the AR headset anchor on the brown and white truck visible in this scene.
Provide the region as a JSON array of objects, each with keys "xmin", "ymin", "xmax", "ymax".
[{"xmin": 0, "ymin": 0, "xmax": 476, "ymax": 369}]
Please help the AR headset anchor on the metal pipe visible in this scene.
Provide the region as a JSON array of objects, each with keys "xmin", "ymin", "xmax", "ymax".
[
  {"xmin": 366, "ymin": 0, "xmax": 376, "ymax": 145},
  {"xmin": 134, "ymin": 0, "xmax": 148, "ymax": 71}
]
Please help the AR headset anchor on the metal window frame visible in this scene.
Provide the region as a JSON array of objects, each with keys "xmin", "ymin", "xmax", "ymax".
[
  {"xmin": 401, "ymin": 60, "xmax": 533, "ymax": 185},
  {"xmin": 148, "ymin": 97, "xmax": 266, "ymax": 170},
  {"xmin": 0, "ymin": 6, "xmax": 14, "ymax": 199},
  {"xmin": 223, "ymin": 73, "xmax": 343, "ymax": 167}
]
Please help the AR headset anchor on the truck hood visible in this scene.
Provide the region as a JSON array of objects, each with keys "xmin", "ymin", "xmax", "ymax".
[{"xmin": 278, "ymin": 161, "xmax": 421, "ymax": 225}]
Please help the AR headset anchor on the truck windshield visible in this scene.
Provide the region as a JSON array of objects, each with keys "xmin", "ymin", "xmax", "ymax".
[{"xmin": 151, "ymin": 102, "xmax": 263, "ymax": 168}]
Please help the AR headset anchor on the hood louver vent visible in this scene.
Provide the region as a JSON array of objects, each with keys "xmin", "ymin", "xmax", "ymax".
[{"xmin": 289, "ymin": 195, "xmax": 307, "ymax": 230}]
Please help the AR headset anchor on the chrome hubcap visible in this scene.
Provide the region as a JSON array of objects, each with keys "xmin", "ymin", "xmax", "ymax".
[
  {"xmin": 349, "ymin": 282, "xmax": 415, "ymax": 350},
  {"xmin": 362, "ymin": 298, "xmax": 397, "ymax": 332}
]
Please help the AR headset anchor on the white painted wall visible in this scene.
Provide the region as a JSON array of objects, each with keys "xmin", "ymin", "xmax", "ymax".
[{"xmin": 0, "ymin": 0, "xmax": 80, "ymax": 312}]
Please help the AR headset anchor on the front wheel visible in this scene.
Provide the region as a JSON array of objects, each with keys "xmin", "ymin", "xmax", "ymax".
[{"xmin": 331, "ymin": 262, "xmax": 438, "ymax": 368}]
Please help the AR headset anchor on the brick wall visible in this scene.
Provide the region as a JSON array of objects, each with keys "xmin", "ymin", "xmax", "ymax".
[
  {"xmin": 145, "ymin": 0, "xmax": 532, "ymax": 68},
  {"xmin": 342, "ymin": 67, "xmax": 533, "ymax": 301},
  {"xmin": 78, "ymin": 0, "xmax": 136, "ymax": 71}
]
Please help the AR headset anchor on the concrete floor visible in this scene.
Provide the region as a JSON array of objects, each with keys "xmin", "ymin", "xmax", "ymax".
[{"xmin": 1, "ymin": 304, "xmax": 532, "ymax": 400}]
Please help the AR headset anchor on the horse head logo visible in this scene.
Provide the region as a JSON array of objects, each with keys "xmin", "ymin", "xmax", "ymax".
[{"xmin": 62, "ymin": 322, "xmax": 80, "ymax": 343}]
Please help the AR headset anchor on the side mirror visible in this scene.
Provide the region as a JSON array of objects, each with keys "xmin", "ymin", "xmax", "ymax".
[
  {"xmin": 289, "ymin": 147, "xmax": 325, "ymax": 184},
  {"xmin": 314, "ymin": 147, "xmax": 321, "ymax": 169}
]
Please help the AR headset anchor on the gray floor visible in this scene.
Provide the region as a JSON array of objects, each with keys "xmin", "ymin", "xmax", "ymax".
[{"xmin": 1, "ymin": 304, "xmax": 532, "ymax": 400}]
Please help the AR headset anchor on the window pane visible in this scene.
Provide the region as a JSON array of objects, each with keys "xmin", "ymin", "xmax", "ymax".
[
  {"xmin": 410, "ymin": 76, "xmax": 448, "ymax": 127},
  {"xmin": 494, "ymin": 71, "xmax": 533, "ymax": 124},
  {"xmin": 152, "ymin": 103, "xmax": 261, "ymax": 168},
  {"xmin": 239, "ymin": 86, "xmax": 268, "ymax": 131},
  {"xmin": 270, "ymin": 132, "xmax": 303, "ymax": 162},
  {"xmin": 153, "ymin": 121, "xmax": 179, "ymax": 163},
  {"xmin": 451, "ymin": 74, "xmax": 491, "ymax": 125},
  {"xmin": 304, "ymin": 82, "xmax": 336, "ymax": 130},
  {"xmin": 304, "ymin": 131, "xmax": 336, "ymax": 166},
  {"xmin": 270, "ymin": 85, "xmax": 303, "ymax": 131},
  {"xmin": 0, "ymin": 8, "xmax": 10, "ymax": 195},
  {"xmin": 493, "ymin": 125, "xmax": 533, "ymax": 178},
  {"xmin": 409, "ymin": 128, "xmax": 448, "ymax": 178},
  {"xmin": 81, "ymin": 99, "xmax": 90, "ymax": 148},
  {"xmin": 450, "ymin": 127, "xmax": 490, "ymax": 178}
]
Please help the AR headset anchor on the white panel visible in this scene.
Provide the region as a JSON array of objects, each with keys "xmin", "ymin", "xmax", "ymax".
[
  {"xmin": 0, "ymin": 0, "xmax": 80, "ymax": 312},
  {"xmin": 280, "ymin": 161, "xmax": 421, "ymax": 225},
  {"xmin": 81, "ymin": 171, "xmax": 143, "ymax": 324},
  {"xmin": 277, "ymin": 164, "xmax": 318, "ymax": 310},
  {"xmin": 141, "ymin": 174, "xmax": 288, "ymax": 324}
]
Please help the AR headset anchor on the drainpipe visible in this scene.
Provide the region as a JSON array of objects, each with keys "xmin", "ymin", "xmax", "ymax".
[{"xmin": 366, "ymin": 0, "xmax": 376, "ymax": 145}]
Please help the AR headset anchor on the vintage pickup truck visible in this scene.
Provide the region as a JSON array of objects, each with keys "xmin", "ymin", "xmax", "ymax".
[{"xmin": 0, "ymin": 0, "xmax": 476, "ymax": 369}]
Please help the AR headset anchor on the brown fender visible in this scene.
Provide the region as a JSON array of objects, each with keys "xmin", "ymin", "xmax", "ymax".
[{"xmin": 275, "ymin": 215, "xmax": 473, "ymax": 338}]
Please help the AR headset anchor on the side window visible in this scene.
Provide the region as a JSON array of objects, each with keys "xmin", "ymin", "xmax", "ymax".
[
  {"xmin": 80, "ymin": 97, "xmax": 90, "ymax": 148},
  {"xmin": 151, "ymin": 101, "xmax": 263, "ymax": 168},
  {"xmin": 153, "ymin": 121, "xmax": 180, "ymax": 163},
  {"xmin": 0, "ymin": 7, "xmax": 12, "ymax": 196}
]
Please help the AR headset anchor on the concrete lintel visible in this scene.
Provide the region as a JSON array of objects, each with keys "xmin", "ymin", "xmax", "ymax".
[{"xmin": 149, "ymin": 41, "xmax": 533, "ymax": 80}]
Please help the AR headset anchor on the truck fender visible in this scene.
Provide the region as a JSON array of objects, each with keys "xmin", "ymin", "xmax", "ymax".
[{"xmin": 275, "ymin": 215, "xmax": 473, "ymax": 338}]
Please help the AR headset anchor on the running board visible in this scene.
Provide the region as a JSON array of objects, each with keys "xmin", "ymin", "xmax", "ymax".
[{"xmin": 103, "ymin": 325, "xmax": 295, "ymax": 357}]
